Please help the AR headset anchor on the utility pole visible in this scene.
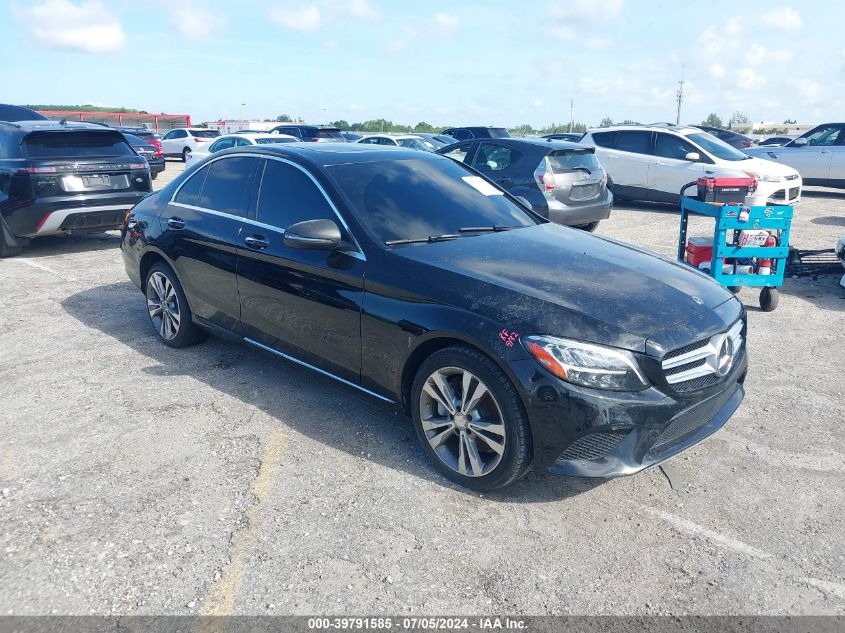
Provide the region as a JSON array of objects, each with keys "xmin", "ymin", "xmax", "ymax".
[
  {"xmin": 569, "ymin": 99, "xmax": 574, "ymax": 132},
  {"xmin": 675, "ymin": 68, "xmax": 685, "ymax": 126},
  {"xmin": 323, "ymin": 108, "xmax": 327, "ymax": 125}
]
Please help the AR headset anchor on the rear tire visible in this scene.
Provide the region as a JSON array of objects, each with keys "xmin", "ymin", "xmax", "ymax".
[
  {"xmin": 410, "ymin": 346, "xmax": 532, "ymax": 491},
  {"xmin": 576, "ymin": 221, "xmax": 599, "ymax": 232},
  {"xmin": 0, "ymin": 231, "xmax": 22, "ymax": 258},
  {"xmin": 145, "ymin": 262, "xmax": 207, "ymax": 348}
]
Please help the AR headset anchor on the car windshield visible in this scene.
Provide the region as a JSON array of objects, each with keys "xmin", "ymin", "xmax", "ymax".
[
  {"xmin": 191, "ymin": 130, "xmax": 219, "ymax": 138},
  {"xmin": 686, "ymin": 132, "xmax": 750, "ymax": 161},
  {"xmin": 315, "ymin": 129, "xmax": 344, "ymax": 139},
  {"xmin": 23, "ymin": 131, "xmax": 135, "ymax": 158},
  {"xmin": 326, "ymin": 157, "xmax": 537, "ymax": 244},
  {"xmin": 548, "ymin": 150, "xmax": 602, "ymax": 173}
]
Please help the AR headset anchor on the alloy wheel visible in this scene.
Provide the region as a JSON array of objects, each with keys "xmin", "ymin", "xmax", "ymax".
[
  {"xmin": 146, "ymin": 271, "xmax": 181, "ymax": 341},
  {"xmin": 418, "ymin": 367, "xmax": 506, "ymax": 477}
]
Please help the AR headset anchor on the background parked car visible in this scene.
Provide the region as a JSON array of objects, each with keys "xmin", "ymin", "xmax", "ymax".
[
  {"xmin": 340, "ymin": 131, "xmax": 363, "ymax": 142},
  {"xmin": 0, "ymin": 120, "xmax": 151, "ymax": 257},
  {"xmin": 124, "ymin": 133, "xmax": 165, "ymax": 179},
  {"xmin": 438, "ymin": 138, "xmax": 612, "ymax": 231},
  {"xmin": 691, "ymin": 125, "xmax": 757, "ymax": 149},
  {"xmin": 542, "ymin": 133, "xmax": 584, "ymax": 142},
  {"xmin": 160, "ymin": 128, "xmax": 220, "ymax": 162},
  {"xmin": 582, "ymin": 124, "xmax": 802, "ymax": 204},
  {"xmin": 441, "ymin": 126, "xmax": 510, "ymax": 141},
  {"xmin": 0, "ymin": 104, "xmax": 48, "ymax": 122},
  {"xmin": 414, "ymin": 133, "xmax": 456, "ymax": 148},
  {"xmin": 758, "ymin": 135, "xmax": 797, "ymax": 147},
  {"xmin": 109, "ymin": 125, "xmax": 162, "ymax": 151},
  {"xmin": 185, "ymin": 132, "xmax": 299, "ymax": 167},
  {"xmin": 744, "ymin": 123, "xmax": 845, "ymax": 188},
  {"xmin": 357, "ymin": 134, "xmax": 436, "ymax": 151},
  {"xmin": 268, "ymin": 124, "xmax": 345, "ymax": 142}
]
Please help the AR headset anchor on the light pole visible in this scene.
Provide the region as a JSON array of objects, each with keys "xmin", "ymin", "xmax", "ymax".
[
  {"xmin": 240, "ymin": 103, "xmax": 246, "ymax": 124},
  {"xmin": 323, "ymin": 108, "xmax": 327, "ymax": 125}
]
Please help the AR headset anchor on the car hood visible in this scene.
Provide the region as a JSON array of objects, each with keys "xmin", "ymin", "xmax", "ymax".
[
  {"xmin": 740, "ymin": 151, "xmax": 802, "ymax": 175},
  {"xmin": 390, "ymin": 223, "xmax": 736, "ymax": 352}
]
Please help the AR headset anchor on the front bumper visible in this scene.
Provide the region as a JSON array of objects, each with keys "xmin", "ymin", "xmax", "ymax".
[
  {"xmin": 511, "ymin": 339, "xmax": 748, "ymax": 478},
  {"xmin": 546, "ymin": 190, "xmax": 613, "ymax": 227},
  {"xmin": 756, "ymin": 177, "xmax": 802, "ymax": 205}
]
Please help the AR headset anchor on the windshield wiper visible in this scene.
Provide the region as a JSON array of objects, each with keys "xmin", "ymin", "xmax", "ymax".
[
  {"xmin": 385, "ymin": 234, "xmax": 462, "ymax": 246},
  {"xmin": 572, "ymin": 166, "xmax": 592, "ymax": 174},
  {"xmin": 458, "ymin": 225, "xmax": 519, "ymax": 233}
]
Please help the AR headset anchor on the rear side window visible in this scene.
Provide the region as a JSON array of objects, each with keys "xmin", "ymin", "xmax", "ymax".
[
  {"xmin": 315, "ymin": 129, "xmax": 343, "ymax": 139},
  {"xmin": 471, "ymin": 144, "xmax": 521, "ymax": 171},
  {"xmin": 209, "ymin": 138, "xmax": 235, "ymax": 152},
  {"xmin": 615, "ymin": 131, "xmax": 651, "ymax": 154},
  {"xmin": 22, "ymin": 132, "xmax": 135, "ymax": 158},
  {"xmin": 191, "ymin": 130, "xmax": 219, "ymax": 138},
  {"xmin": 174, "ymin": 166, "xmax": 208, "ymax": 206},
  {"xmin": 591, "ymin": 131, "xmax": 617, "ymax": 148},
  {"xmin": 451, "ymin": 129, "xmax": 472, "ymax": 141},
  {"xmin": 197, "ymin": 156, "xmax": 257, "ymax": 216},
  {"xmin": 257, "ymin": 160, "xmax": 338, "ymax": 229},
  {"xmin": 488, "ymin": 128, "xmax": 510, "ymax": 138}
]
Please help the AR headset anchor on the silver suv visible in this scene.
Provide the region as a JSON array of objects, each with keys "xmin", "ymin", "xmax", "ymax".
[{"xmin": 745, "ymin": 123, "xmax": 845, "ymax": 188}]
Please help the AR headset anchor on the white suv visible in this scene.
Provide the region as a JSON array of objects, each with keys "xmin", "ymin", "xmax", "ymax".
[
  {"xmin": 581, "ymin": 125, "xmax": 802, "ymax": 204},
  {"xmin": 160, "ymin": 128, "xmax": 221, "ymax": 162}
]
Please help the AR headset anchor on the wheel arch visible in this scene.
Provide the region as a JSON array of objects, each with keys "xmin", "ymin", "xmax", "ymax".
[
  {"xmin": 138, "ymin": 248, "xmax": 197, "ymax": 313},
  {"xmin": 400, "ymin": 331, "xmax": 532, "ymax": 420}
]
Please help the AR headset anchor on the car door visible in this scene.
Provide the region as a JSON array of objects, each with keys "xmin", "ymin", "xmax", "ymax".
[
  {"xmin": 236, "ymin": 157, "xmax": 365, "ymax": 383},
  {"xmin": 827, "ymin": 132, "xmax": 845, "ymax": 186},
  {"xmin": 767, "ymin": 124, "xmax": 844, "ymax": 182},
  {"xmin": 649, "ymin": 132, "xmax": 713, "ymax": 202},
  {"xmin": 470, "ymin": 142, "xmax": 522, "ymax": 190},
  {"xmin": 161, "ymin": 130, "xmax": 180, "ymax": 156},
  {"xmin": 592, "ymin": 130, "xmax": 652, "ymax": 200},
  {"xmin": 164, "ymin": 154, "xmax": 261, "ymax": 333}
]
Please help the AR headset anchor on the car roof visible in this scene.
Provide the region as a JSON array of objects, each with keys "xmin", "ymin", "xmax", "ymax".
[
  {"xmin": 0, "ymin": 120, "xmax": 122, "ymax": 132},
  {"xmin": 587, "ymin": 124, "xmax": 700, "ymax": 135},
  {"xmin": 443, "ymin": 137, "xmax": 584, "ymax": 151},
  {"xmin": 211, "ymin": 142, "xmax": 440, "ymax": 167}
]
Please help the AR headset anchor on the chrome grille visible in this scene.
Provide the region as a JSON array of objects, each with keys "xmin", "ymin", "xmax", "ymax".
[{"xmin": 661, "ymin": 321, "xmax": 743, "ymax": 387}]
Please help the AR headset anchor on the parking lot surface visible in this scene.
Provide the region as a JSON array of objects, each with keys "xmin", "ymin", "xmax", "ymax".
[{"xmin": 1, "ymin": 160, "xmax": 843, "ymax": 615}]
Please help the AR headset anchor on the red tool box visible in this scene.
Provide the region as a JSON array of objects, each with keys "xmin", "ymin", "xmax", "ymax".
[
  {"xmin": 696, "ymin": 177, "xmax": 755, "ymax": 204},
  {"xmin": 685, "ymin": 236, "xmax": 714, "ymax": 267}
]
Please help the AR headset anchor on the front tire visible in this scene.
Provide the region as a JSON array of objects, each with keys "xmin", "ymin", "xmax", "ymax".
[
  {"xmin": 0, "ymin": 237, "xmax": 22, "ymax": 258},
  {"xmin": 576, "ymin": 221, "xmax": 599, "ymax": 232},
  {"xmin": 410, "ymin": 346, "xmax": 532, "ymax": 490},
  {"xmin": 145, "ymin": 262, "xmax": 207, "ymax": 347}
]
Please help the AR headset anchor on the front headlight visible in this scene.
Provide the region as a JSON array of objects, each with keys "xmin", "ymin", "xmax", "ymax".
[
  {"xmin": 523, "ymin": 336, "xmax": 649, "ymax": 391},
  {"xmin": 745, "ymin": 170, "xmax": 781, "ymax": 183}
]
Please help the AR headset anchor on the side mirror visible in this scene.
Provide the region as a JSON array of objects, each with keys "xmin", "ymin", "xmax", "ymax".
[
  {"xmin": 792, "ymin": 137, "xmax": 808, "ymax": 147},
  {"xmin": 283, "ymin": 219, "xmax": 342, "ymax": 250},
  {"xmin": 685, "ymin": 152, "xmax": 701, "ymax": 161}
]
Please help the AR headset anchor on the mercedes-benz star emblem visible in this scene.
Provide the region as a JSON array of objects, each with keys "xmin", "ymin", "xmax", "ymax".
[{"xmin": 716, "ymin": 336, "xmax": 734, "ymax": 376}]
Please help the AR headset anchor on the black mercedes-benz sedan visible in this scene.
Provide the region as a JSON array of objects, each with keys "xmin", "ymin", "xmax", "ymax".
[{"xmin": 121, "ymin": 144, "xmax": 747, "ymax": 490}]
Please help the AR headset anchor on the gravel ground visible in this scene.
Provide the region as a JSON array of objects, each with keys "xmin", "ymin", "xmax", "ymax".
[{"xmin": 0, "ymin": 159, "xmax": 843, "ymax": 616}]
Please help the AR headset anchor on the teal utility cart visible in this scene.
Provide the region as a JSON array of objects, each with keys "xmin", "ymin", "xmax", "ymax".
[{"xmin": 677, "ymin": 196, "xmax": 793, "ymax": 312}]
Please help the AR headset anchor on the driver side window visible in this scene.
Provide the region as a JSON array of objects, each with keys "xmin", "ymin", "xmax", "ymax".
[
  {"xmin": 654, "ymin": 133, "xmax": 698, "ymax": 160},
  {"xmin": 802, "ymin": 125, "xmax": 843, "ymax": 147},
  {"xmin": 256, "ymin": 159, "xmax": 343, "ymax": 233}
]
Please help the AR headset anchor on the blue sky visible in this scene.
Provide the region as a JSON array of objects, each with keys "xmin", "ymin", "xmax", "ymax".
[{"xmin": 2, "ymin": 0, "xmax": 843, "ymax": 127}]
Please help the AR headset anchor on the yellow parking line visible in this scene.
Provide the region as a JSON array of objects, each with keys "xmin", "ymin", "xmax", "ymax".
[{"xmin": 201, "ymin": 426, "xmax": 287, "ymax": 616}]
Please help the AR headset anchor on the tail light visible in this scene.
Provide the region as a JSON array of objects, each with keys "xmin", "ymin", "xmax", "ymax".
[
  {"xmin": 534, "ymin": 158, "xmax": 555, "ymax": 192},
  {"xmin": 148, "ymin": 139, "xmax": 163, "ymax": 150},
  {"xmin": 743, "ymin": 141, "xmax": 753, "ymax": 148},
  {"xmin": 310, "ymin": 138, "xmax": 320, "ymax": 142},
  {"xmin": 153, "ymin": 149, "xmax": 163, "ymax": 158},
  {"xmin": 129, "ymin": 163, "xmax": 146, "ymax": 170},
  {"xmin": 194, "ymin": 137, "xmax": 210, "ymax": 143},
  {"xmin": 18, "ymin": 166, "xmax": 57, "ymax": 174}
]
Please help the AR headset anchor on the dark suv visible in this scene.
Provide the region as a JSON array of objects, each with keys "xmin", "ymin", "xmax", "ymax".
[
  {"xmin": 437, "ymin": 138, "xmax": 612, "ymax": 231},
  {"xmin": 441, "ymin": 127, "xmax": 510, "ymax": 141},
  {"xmin": 0, "ymin": 121, "xmax": 152, "ymax": 257},
  {"xmin": 0, "ymin": 104, "xmax": 48, "ymax": 122},
  {"xmin": 268, "ymin": 125, "xmax": 345, "ymax": 142}
]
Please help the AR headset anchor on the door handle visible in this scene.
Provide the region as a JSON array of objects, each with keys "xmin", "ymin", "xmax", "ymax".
[
  {"xmin": 244, "ymin": 235, "xmax": 269, "ymax": 250},
  {"xmin": 167, "ymin": 217, "xmax": 185, "ymax": 229}
]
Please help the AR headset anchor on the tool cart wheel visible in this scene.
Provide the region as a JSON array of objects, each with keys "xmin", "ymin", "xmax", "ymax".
[
  {"xmin": 759, "ymin": 287, "xmax": 779, "ymax": 312},
  {"xmin": 728, "ymin": 286, "xmax": 742, "ymax": 294}
]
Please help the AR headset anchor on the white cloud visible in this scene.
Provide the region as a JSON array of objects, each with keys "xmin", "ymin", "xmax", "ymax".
[
  {"xmin": 530, "ymin": 98, "xmax": 544, "ymax": 108},
  {"xmin": 548, "ymin": 0, "xmax": 623, "ymax": 23},
  {"xmin": 745, "ymin": 44, "xmax": 766, "ymax": 66},
  {"xmin": 709, "ymin": 64, "xmax": 726, "ymax": 79},
  {"xmin": 13, "ymin": 0, "xmax": 125, "ymax": 54},
  {"xmin": 585, "ymin": 37, "xmax": 611, "ymax": 51},
  {"xmin": 434, "ymin": 13, "xmax": 460, "ymax": 37},
  {"xmin": 338, "ymin": 0, "xmax": 379, "ymax": 20},
  {"xmin": 724, "ymin": 16, "xmax": 742, "ymax": 36},
  {"xmin": 769, "ymin": 49, "xmax": 794, "ymax": 63},
  {"xmin": 762, "ymin": 7, "xmax": 803, "ymax": 30},
  {"xmin": 167, "ymin": 1, "xmax": 226, "ymax": 40},
  {"xmin": 269, "ymin": 4, "xmax": 321, "ymax": 31}
]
